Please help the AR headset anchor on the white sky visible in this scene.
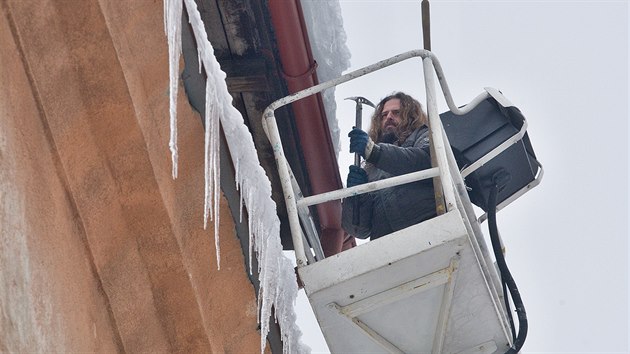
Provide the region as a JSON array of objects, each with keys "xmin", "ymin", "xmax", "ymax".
[{"xmin": 294, "ymin": 1, "xmax": 629, "ymax": 353}]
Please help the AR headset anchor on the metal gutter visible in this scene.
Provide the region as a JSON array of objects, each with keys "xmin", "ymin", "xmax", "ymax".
[{"xmin": 267, "ymin": 0, "xmax": 353, "ymax": 256}]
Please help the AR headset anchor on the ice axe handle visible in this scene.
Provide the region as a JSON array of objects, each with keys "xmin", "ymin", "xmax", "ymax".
[
  {"xmin": 345, "ymin": 96, "xmax": 375, "ymax": 227},
  {"xmin": 352, "ymin": 104, "xmax": 362, "ymax": 226},
  {"xmin": 353, "ymin": 189, "xmax": 361, "ymax": 225}
]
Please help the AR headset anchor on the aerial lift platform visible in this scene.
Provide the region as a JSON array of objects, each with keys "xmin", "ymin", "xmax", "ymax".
[{"xmin": 263, "ymin": 50, "xmax": 542, "ymax": 354}]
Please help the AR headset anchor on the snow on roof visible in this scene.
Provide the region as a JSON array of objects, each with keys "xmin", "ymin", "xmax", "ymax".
[{"xmin": 301, "ymin": 1, "xmax": 351, "ymax": 157}]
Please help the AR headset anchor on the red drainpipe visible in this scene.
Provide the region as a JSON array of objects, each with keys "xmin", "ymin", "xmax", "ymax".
[{"xmin": 267, "ymin": 0, "xmax": 355, "ymax": 256}]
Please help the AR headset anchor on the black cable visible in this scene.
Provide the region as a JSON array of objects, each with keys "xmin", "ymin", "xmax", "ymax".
[
  {"xmin": 503, "ymin": 277, "xmax": 516, "ymax": 342},
  {"xmin": 487, "ymin": 171, "xmax": 528, "ymax": 353}
]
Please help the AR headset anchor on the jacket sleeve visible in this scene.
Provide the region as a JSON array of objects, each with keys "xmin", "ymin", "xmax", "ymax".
[
  {"xmin": 341, "ymin": 194, "xmax": 373, "ymax": 239},
  {"xmin": 368, "ymin": 134, "xmax": 432, "ymax": 176}
]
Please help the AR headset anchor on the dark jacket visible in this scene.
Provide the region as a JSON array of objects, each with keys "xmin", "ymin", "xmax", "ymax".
[{"xmin": 342, "ymin": 126, "xmax": 437, "ymax": 240}]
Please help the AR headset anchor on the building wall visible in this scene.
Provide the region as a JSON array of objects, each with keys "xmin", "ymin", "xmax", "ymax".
[{"xmin": 0, "ymin": 0, "xmax": 263, "ymax": 352}]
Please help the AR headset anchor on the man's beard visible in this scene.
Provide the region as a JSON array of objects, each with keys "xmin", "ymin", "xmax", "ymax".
[{"xmin": 380, "ymin": 131, "xmax": 398, "ymax": 144}]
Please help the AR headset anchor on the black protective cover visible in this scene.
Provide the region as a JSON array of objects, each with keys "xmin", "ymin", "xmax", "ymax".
[{"xmin": 440, "ymin": 97, "xmax": 539, "ymax": 211}]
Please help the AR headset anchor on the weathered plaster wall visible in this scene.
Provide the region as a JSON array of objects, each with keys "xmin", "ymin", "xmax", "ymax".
[{"xmin": 0, "ymin": 0, "xmax": 263, "ymax": 352}]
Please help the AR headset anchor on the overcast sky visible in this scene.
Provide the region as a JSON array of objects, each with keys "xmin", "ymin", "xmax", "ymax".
[{"xmin": 294, "ymin": 1, "xmax": 629, "ymax": 353}]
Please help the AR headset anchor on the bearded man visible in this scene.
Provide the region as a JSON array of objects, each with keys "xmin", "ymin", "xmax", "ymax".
[{"xmin": 341, "ymin": 92, "xmax": 437, "ymax": 240}]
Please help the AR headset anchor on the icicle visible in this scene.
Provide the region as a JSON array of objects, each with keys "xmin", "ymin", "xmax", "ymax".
[
  {"xmin": 162, "ymin": 0, "xmax": 168, "ymax": 34},
  {"xmin": 198, "ymin": 47, "xmax": 203, "ymax": 75},
  {"xmin": 211, "ymin": 86, "xmax": 221, "ymax": 269},
  {"xmin": 203, "ymin": 78, "xmax": 212, "ymax": 231},
  {"xmin": 202, "ymin": 80, "xmax": 219, "ymax": 268},
  {"xmin": 248, "ymin": 194, "xmax": 254, "ymax": 275},
  {"xmin": 239, "ymin": 188, "xmax": 244, "ymax": 224},
  {"xmin": 236, "ymin": 157, "xmax": 245, "ymax": 224},
  {"xmin": 184, "ymin": 0, "xmax": 222, "ymax": 269},
  {"xmin": 165, "ymin": 0, "xmax": 182, "ymax": 179},
  {"xmin": 247, "ymin": 190, "xmax": 254, "ymax": 273}
]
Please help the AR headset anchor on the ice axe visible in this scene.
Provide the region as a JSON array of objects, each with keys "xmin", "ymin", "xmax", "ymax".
[{"xmin": 345, "ymin": 96, "xmax": 375, "ymax": 226}]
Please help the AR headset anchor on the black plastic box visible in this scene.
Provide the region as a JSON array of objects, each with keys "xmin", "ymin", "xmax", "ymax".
[{"xmin": 440, "ymin": 96, "xmax": 540, "ymax": 211}]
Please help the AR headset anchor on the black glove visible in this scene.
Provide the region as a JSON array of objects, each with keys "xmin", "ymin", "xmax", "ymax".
[
  {"xmin": 347, "ymin": 165, "xmax": 368, "ymax": 187},
  {"xmin": 348, "ymin": 127, "xmax": 369, "ymax": 158}
]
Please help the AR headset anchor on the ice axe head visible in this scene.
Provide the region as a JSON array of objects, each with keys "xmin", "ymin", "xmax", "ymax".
[
  {"xmin": 345, "ymin": 96, "xmax": 375, "ymax": 132},
  {"xmin": 344, "ymin": 96, "xmax": 375, "ymax": 109},
  {"xmin": 345, "ymin": 95, "xmax": 375, "ymax": 167}
]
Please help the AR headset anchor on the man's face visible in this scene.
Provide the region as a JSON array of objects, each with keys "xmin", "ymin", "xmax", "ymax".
[{"xmin": 380, "ymin": 98, "xmax": 401, "ymax": 134}]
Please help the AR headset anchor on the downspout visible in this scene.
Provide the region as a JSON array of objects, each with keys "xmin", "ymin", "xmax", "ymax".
[{"xmin": 267, "ymin": 0, "xmax": 353, "ymax": 256}]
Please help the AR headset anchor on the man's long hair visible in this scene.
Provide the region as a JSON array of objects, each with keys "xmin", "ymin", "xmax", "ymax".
[{"xmin": 367, "ymin": 92, "xmax": 428, "ymax": 144}]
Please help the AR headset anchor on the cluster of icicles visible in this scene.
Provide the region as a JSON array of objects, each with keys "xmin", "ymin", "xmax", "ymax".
[{"xmin": 163, "ymin": 0, "xmax": 309, "ymax": 353}]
